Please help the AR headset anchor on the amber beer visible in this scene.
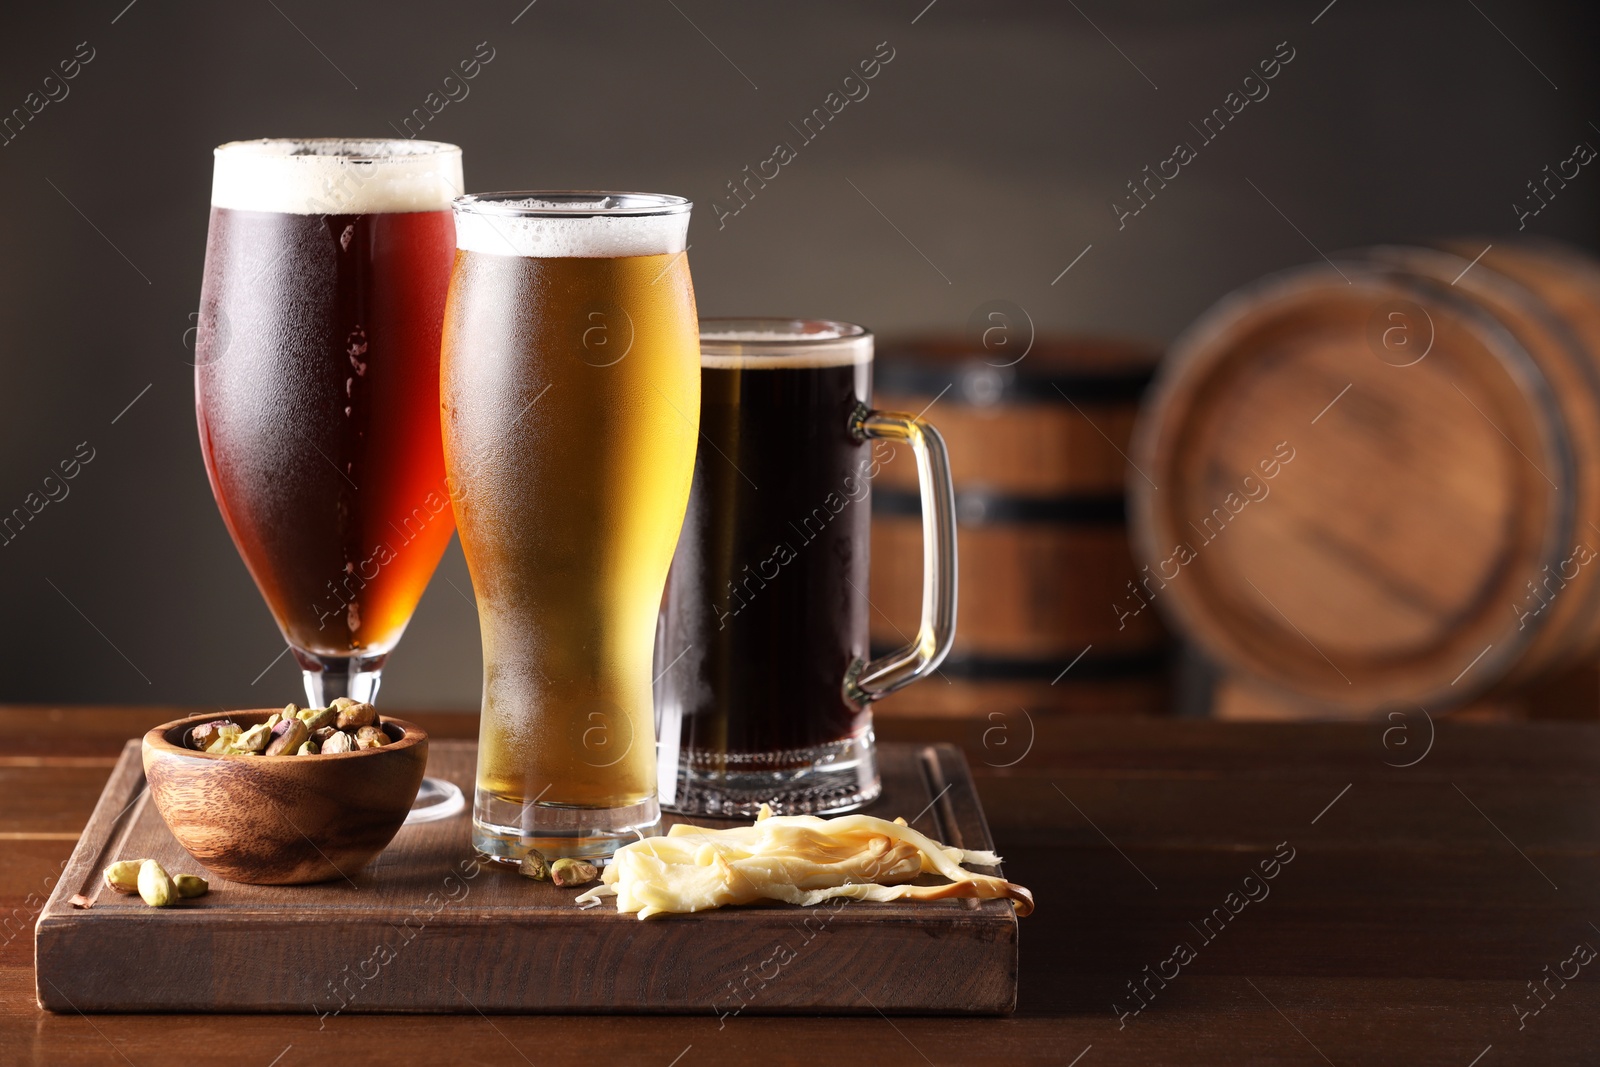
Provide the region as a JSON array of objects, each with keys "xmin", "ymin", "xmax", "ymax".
[
  {"xmin": 442, "ymin": 193, "xmax": 699, "ymax": 862},
  {"xmin": 196, "ymin": 139, "xmax": 462, "ymax": 702}
]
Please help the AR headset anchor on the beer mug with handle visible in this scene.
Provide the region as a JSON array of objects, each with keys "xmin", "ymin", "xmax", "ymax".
[{"xmin": 656, "ymin": 318, "xmax": 958, "ymax": 816}]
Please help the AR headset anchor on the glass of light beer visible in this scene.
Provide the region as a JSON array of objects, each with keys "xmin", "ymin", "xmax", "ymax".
[
  {"xmin": 196, "ymin": 139, "xmax": 462, "ymax": 708},
  {"xmin": 442, "ymin": 192, "xmax": 699, "ymax": 863}
]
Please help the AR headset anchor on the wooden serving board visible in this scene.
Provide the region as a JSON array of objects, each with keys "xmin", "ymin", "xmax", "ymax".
[{"xmin": 35, "ymin": 740, "xmax": 1017, "ymax": 1015}]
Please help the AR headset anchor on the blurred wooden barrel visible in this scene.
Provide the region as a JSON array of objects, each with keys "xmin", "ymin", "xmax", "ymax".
[
  {"xmin": 868, "ymin": 335, "xmax": 1170, "ymax": 716},
  {"xmin": 1129, "ymin": 239, "xmax": 1600, "ymax": 713}
]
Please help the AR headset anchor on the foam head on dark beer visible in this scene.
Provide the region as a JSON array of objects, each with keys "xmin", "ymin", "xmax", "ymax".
[
  {"xmin": 699, "ymin": 320, "xmax": 873, "ymax": 368},
  {"xmin": 211, "ymin": 138, "xmax": 463, "ymax": 215}
]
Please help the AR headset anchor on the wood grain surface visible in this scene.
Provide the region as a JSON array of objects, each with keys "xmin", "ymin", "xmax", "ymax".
[
  {"xmin": 36, "ymin": 741, "xmax": 1016, "ymax": 1014},
  {"xmin": 1130, "ymin": 240, "xmax": 1600, "ymax": 714},
  {"xmin": 3, "ymin": 706, "xmax": 1599, "ymax": 1065},
  {"xmin": 139, "ymin": 711, "xmax": 429, "ymax": 884}
]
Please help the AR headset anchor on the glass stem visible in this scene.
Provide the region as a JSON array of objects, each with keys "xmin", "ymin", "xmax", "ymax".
[{"xmin": 293, "ymin": 650, "xmax": 387, "ymax": 706}]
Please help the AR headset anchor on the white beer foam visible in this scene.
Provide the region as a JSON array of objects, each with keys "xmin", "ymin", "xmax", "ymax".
[
  {"xmin": 700, "ymin": 326, "xmax": 871, "ymax": 369},
  {"xmin": 211, "ymin": 139, "xmax": 463, "ymax": 214},
  {"xmin": 454, "ymin": 196, "xmax": 688, "ymax": 258}
]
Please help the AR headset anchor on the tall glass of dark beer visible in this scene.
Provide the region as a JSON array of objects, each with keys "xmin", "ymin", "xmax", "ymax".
[
  {"xmin": 442, "ymin": 193, "xmax": 699, "ymax": 863},
  {"xmin": 655, "ymin": 319, "xmax": 958, "ymax": 816},
  {"xmin": 195, "ymin": 139, "xmax": 462, "ymax": 706}
]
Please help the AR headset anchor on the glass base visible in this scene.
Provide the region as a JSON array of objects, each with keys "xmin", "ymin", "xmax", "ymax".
[
  {"xmin": 471, "ymin": 791, "xmax": 661, "ymax": 865},
  {"xmin": 403, "ymin": 776, "xmax": 466, "ymax": 825},
  {"xmin": 665, "ymin": 727, "xmax": 881, "ymax": 818},
  {"xmin": 292, "ymin": 648, "xmax": 452, "ymax": 823}
]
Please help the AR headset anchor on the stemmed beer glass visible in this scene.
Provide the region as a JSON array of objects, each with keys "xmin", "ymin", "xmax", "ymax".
[{"xmin": 195, "ymin": 140, "xmax": 463, "ymax": 813}]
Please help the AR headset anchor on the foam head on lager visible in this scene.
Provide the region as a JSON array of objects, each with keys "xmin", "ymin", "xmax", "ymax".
[
  {"xmin": 195, "ymin": 139, "xmax": 463, "ymax": 705},
  {"xmin": 442, "ymin": 193, "xmax": 699, "ymax": 863}
]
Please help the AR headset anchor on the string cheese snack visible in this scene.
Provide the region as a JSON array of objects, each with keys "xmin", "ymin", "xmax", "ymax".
[{"xmin": 575, "ymin": 805, "xmax": 1034, "ymax": 919}]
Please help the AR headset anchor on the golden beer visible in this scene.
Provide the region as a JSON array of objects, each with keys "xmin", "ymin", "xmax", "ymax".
[{"xmin": 441, "ymin": 193, "xmax": 698, "ymax": 861}]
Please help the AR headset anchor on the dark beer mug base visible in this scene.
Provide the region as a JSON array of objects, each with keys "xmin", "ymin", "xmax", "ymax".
[{"xmin": 665, "ymin": 729, "xmax": 879, "ymax": 818}]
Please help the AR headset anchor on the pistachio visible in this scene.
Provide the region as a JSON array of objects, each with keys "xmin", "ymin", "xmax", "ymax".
[
  {"xmin": 204, "ymin": 724, "xmax": 242, "ymax": 753},
  {"xmin": 263, "ymin": 711, "xmax": 282, "ymax": 730},
  {"xmin": 335, "ymin": 701, "xmax": 377, "ymax": 730},
  {"xmin": 137, "ymin": 859, "xmax": 178, "ymax": 907},
  {"xmin": 354, "ymin": 725, "xmax": 389, "ymax": 750},
  {"xmin": 330, "ymin": 697, "xmax": 358, "ymax": 710},
  {"xmin": 550, "ymin": 858, "xmax": 598, "ymax": 887},
  {"xmin": 173, "ymin": 873, "xmax": 209, "ymax": 899},
  {"xmin": 518, "ymin": 849, "xmax": 549, "ymax": 881},
  {"xmin": 311, "ymin": 725, "xmax": 338, "ymax": 744},
  {"xmin": 320, "ymin": 730, "xmax": 354, "ymax": 754},
  {"xmin": 298, "ymin": 706, "xmax": 337, "ymax": 731},
  {"xmin": 102, "ymin": 859, "xmax": 147, "ymax": 894},
  {"xmin": 282, "ymin": 702, "xmax": 300, "ymax": 718},
  {"xmin": 296, "ymin": 739, "xmax": 320, "ymax": 756},
  {"xmin": 187, "ymin": 719, "xmax": 238, "ymax": 751},
  {"xmin": 233, "ymin": 723, "xmax": 272, "ymax": 754},
  {"xmin": 265, "ymin": 718, "xmax": 310, "ymax": 756}
]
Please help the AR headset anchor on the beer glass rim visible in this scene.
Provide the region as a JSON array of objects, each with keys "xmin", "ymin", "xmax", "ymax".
[
  {"xmin": 453, "ymin": 191, "xmax": 691, "ymax": 218},
  {"xmin": 698, "ymin": 318, "xmax": 872, "ymax": 367},
  {"xmin": 213, "ymin": 137, "xmax": 462, "ymax": 162}
]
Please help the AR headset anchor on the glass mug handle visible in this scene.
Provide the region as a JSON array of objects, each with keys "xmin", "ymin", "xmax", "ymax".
[{"xmin": 845, "ymin": 408, "xmax": 958, "ymax": 703}]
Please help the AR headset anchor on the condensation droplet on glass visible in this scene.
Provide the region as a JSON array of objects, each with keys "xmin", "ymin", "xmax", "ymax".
[{"xmin": 347, "ymin": 327, "xmax": 368, "ymax": 375}]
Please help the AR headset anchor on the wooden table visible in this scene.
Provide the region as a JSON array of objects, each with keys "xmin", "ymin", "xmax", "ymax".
[{"xmin": 3, "ymin": 707, "xmax": 1597, "ymax": 1065}]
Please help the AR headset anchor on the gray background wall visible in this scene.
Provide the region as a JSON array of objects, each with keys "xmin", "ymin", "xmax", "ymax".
[{"xmin": 1, "ymin": 0, "xmax": 1595, "ymax": 708}]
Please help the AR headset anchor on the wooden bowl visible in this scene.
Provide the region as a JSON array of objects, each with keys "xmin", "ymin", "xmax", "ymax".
[{"xmin": 141, "ymin": 710, "xmax": 428, "ymax": 885}]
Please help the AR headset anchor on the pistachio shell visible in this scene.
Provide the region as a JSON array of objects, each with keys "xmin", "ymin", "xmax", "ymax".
[
  {"xmin": 102, "ymin": 859, "xmax": 147, "ymax": 893},
  {"xmin": 204, "ymin": 725, "xmax": 242, "ymax": 753},
  {"xmin": 173, "ymin": 873, "xmax": 209, "ymax": 899},
  {"xmin": 354, "ymin": 725, "xmax": 389, "ymax": 750},
  {"xmin": 518, "ymin": 849, "xmax": 549, "ymax": 881},
  {"xmin": 137, "ymin": 860, "xmax": 178, "ymax": 907},
  {"xmin": 336, "ymin": 701, "xmax": 377, "ymax": 730},
  {"xmin": 187, "ymin": 719, "xmax": 238, "ymax": 751},
  {"xmin": 550, "ymin": 858, "xmax": 598, "ymax": 887},
  {"xmin": 320, "ymin": 730, "xmax": 354, "ymax": 755},
  {"xmin": 264, "ymin": 718, "xmax": 310, "ymax": 756},
  {"xmin": 233, "ymin": 723, "xmax": 272, "ymax": 754},
  {"xmin": 298, "ymin": 707, "xmax": 337, "ymax": 731}
]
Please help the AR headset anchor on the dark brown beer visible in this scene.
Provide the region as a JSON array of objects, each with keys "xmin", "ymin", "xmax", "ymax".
[
  {"xmin": 196, "ymin": 206, "xmax": 457, "ymax": 657},
  {"xmin": 656, "ymin": 341, "xmax": 879, "ymax": 758}
]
